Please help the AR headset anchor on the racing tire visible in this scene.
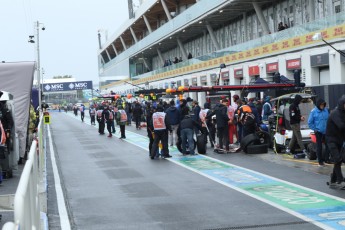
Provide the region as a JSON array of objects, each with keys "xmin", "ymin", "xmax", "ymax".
[
  {"xmin": 196, "ymin": 133, "xmax": 207, "ymax": 154},
  {"xmin": 177, "ymin": 138, "xmax": 196, "ymax": 154},
  {"xmin": 246, "ymin": 144, "xmax": 268, "ymax": 154},
  {"xmin": 256, "ymin": 131, "xmax": 271, "ymax": 145},
  {"xmin": 241, "ymin": 134, "xmax": 260, "ymax": 152},
  {"xmin": 306, "ymin": 143, "xmax": 317, "ymax": 160}
]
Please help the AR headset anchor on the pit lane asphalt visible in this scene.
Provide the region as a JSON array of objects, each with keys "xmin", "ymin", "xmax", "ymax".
[{"xmin": 46, "ymin": 111, "xmax": 345, "ymax": 230}]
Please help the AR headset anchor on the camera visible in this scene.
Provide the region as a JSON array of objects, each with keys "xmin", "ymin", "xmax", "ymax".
[{"xmin": 42, "ymin": 27, "xmax": 45, "ymax": 31}]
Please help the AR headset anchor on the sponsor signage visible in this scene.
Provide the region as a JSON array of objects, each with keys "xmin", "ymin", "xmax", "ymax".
[
  {"xmin": 266, "ymin": 62, "xmax": 279, "ymax": 73},
  {"xmin": 164, "ymin": 82, "xmax": 169, "ymax": 89},
  {"xmin": 184, "ymin": 79, "xmax": 189, "ymax": 86},
  {"xmin": 221, "ymin": 71, "xmax": 229, "ymax": 80},
  {"xmin": 234, "ymin": 68, "xmax": 243, "ymax": 79},
  {"xmin": 176, "ymin": 80, "xmax": 182, "ymax": 87},
  {"xmin": 311, "ymin": 53, "xmax": 329, "ymax": 67},
  {"xmin": 210, "ymin": 73, "xmax": 217, "ymax": 82},
  {"xmin": 248, "ymin": 66, "xmax": 260, "ymax": 76},
  {"xmin": 42, "ymin": 81, "xmax": 93, "ymax": 92},
  {"xmin": 192, "ymin": 77, "xmax": 198, "ymax": 86},
  {"xmin": 286, "ymin": 58, "xmax": 301, "ymax": 70},
  {"xmin": 129, "ymin": 24, "xmax": 345, "ymax": 86},
  {"xmin": 200, "ymin": 75, "xmax": 207, "ymax": 83}
]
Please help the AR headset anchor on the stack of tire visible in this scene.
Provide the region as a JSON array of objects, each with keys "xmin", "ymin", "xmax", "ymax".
[{"xmin": 240, "ymin": 131, "xmax": 270, "ymax": 154}]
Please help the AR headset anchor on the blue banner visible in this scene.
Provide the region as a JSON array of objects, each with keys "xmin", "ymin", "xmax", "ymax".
[{"xmin": 42, "ymin": 81, "xmax": 93, "ymax": 92}]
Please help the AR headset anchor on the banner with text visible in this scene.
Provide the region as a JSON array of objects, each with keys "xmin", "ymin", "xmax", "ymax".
[{"xmin": 42, "ymin": 81, "xmax": 93, "ymax": 92}]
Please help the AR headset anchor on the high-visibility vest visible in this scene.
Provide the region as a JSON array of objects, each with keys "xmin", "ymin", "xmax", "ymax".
[
  {"xmin": 97, "ymin": 110, "xmax": 103, "ymax": 118},
  {"xmin": 119, "ymin": 110, "xmax": 127, "ymax": 122},
  {"xmin": 0, "ymin": 121, "xmax": 6, "ymax": 146},
  {"xmin": 152, "ymin": 112, "xmax": 166, "ymax": 130},
  {"xmin": 227, "ymin": 106, "xmax": 235, "ymax": 120},
  {"xmin": 108, "ymin": 110, "xmax": 114, "ymax": 120},
  {"xmin": 199, "ymin": 109, "xmax": 209, "ymax": 127}
]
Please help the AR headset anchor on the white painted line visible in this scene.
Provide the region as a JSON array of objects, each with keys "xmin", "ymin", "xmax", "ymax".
[
  {"xmin": 63, "ymin": 111, "xmax": 338, "ymax": 229},
  {"xmin": 47, "ymin": 125, "xmax": 71, "ymax": 230}
]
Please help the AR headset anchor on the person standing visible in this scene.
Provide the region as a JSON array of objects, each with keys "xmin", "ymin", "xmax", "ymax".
[
  {"xmin": 96, "ymin": 106, "xmax": 105, "ymax": 135},
  {"xmin": 192, "ymin": 101, "xmax": 201, "ymax": 135},
  {"xmin": 150, "ymin": 105, "xmax": 172, "ymax": 159},
  {"xmin": 165, "ymin": 100, "xmax": 181, "ymax": 146},
  {"xmin": 207, "ymin": 99, "xmax": 230, "ymax": 152},
  {"xmin": 79, "ymin": 104, "xmax": 85, "ymax": 122},
  {"xmin": 262, "ymin": 96, "xmax": 273, "ymax": 122},
  {"xmin": 146, "ymin": 103, "xmax": 155, "ymax": 156},
  {"xmin": 326, "ymin": 96, "xmax": 345, "ymax": 187},
  {"xmin": 132, "ymin": 102, "xmax": 143, "ymax": 130},
  {"xmin": 178, "ymin": 110, "xmax": 202, "ymax": 155},
  {"xmin": 227, "ymin": 102, "xmax": 237, "ymax": 145},
  {"xmin": 89, "ymin": 105, "xmax": 96, "ymax": 125},
  {"xmin": 308, "ymin": 98, "xmax": 329, "ymax": 166},
  {"xmin": 125, "ymin": 102, "xmax": 133, "ymax": 126},
  {"xmin": 200, "ymin": 102, "xmax": 214, "ymax": 147},
  {"xmin": 117, "ymin": 105, "xmax": 127, "ymax": 139},
  {"xmin": 102, "ymin": 106, "xmax": 114, "ymax": 137},
  {"xmin": 109, "ymin": 106, "xmax": 116, "ymax": 133},
  {"xmin": 286, "ymin": 95, "xmax": 307, "ymax": 155}
]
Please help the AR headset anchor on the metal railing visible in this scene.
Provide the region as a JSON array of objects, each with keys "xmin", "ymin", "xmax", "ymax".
[{"xmin": 2, "ymin": 116, "xmax": 46, "ymax": 230}]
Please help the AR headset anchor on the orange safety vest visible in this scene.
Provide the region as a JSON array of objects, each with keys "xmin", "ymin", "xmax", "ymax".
[
  {"xmin": 152, "ymin": 112, "xmax": 166, "ymax": 130},
  {"xmin": 119, "ymin": 110, "xmax": 127, "ymax": 122}
]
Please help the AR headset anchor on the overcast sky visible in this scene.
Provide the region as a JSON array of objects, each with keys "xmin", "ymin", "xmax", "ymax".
[{"xmin": 0, "ymin": 0, "xmax": 129, "ymax": 86}]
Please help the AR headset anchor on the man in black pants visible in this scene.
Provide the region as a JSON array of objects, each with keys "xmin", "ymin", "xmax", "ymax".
[
  {"xmin": 150, "ymin": 105, "xmax": 172, "ymax": 159},
  {"xmin": 102, "ymin": 106, "xmax": 114, "ymax": 137},
  {"xmin": 146, "ymin": 103, "xmax": 155, "ymax": 156},
  {"xmin": 326, "ymin": 95, "xmax": 345, "ymax": 188},
  {"xmin": 286, "ymin": 94, "xmax": 307, "ymax": 154},
  {"xmin": 207, "ymin": 99, "xmax": 230, "ymax": 152},
  {"xmin": 97, "ymin": 106, "xmax": 105, "ymax": 135}
]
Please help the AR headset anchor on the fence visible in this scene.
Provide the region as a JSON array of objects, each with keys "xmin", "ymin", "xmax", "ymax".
[{"xmin": 2, "ymin": 116, "xmax": 46, "ymax": 230}]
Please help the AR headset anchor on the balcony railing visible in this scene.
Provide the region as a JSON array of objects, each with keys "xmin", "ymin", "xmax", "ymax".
[{"xmin": 129, "ymin": 12, "xmax": 345, "ymax": 81}]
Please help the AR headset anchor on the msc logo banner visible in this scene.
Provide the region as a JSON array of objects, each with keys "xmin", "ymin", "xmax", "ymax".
[{"xmin": 42, "ymin": 81, "xmax": 93, "ymax": 92}]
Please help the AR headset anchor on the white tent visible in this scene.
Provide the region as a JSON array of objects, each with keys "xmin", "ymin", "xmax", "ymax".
[{"xmin": 0, "ymin": 62, "xmax": 35, "ymax": 166}]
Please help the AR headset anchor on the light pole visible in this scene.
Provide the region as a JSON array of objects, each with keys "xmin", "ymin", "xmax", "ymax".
[{"xmin": 28, "ymin": 21, "xmax": 45, "ymax": 115}]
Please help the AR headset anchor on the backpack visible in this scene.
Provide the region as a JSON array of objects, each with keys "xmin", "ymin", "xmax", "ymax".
[
  {"xmin": 238, "ymin": 105, "xmax": 255, "ymax": 126},
  {"xmin": 79, "ymin": 107, "xmax": 83, "ymax": 112},
  {"xmin": 243, "ymin": 112, "xmax": 256, "ymax": 126}
]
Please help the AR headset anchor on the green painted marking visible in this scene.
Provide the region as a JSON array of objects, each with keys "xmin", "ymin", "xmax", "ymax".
[
  {"xmin": 243, "ymin": 183, "xmax": 342, "ymax": 210},
  {"xmin": 179, "ymin": 158, "xmax": 232, "ymax": 170}
]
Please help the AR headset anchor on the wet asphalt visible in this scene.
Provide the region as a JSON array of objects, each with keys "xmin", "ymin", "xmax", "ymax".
[{"xmin": 45, "ymin": 111, "xmax": 345, "ymax": 230}]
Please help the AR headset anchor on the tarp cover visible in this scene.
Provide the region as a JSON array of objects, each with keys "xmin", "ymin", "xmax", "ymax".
[{"xmin": 0, "ymin": 62, "xmax": 35, "ymax": 160}]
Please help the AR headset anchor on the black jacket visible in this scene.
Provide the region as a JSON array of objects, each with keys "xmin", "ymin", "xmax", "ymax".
[
  {"xmin": 102, "ymin": 109, "xmax": 114, "ymax": 122},
  {"xmin": 132, "ymin": 104, "xmax": 142, "ymax": 118},
  {"xmin": 289, "ymin": 95, "xmax": 303, "ymax": 125},
  {"xmin": 206, "ymin": 104, "xmax": 229, "ymax": 128},
  {"xmin": 177, "ymin": 115, "xmax": 202, "ymax": 136},
  {"xmin": 326, "ymin": 96, "xmax": 345, "ymax": 145}
]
